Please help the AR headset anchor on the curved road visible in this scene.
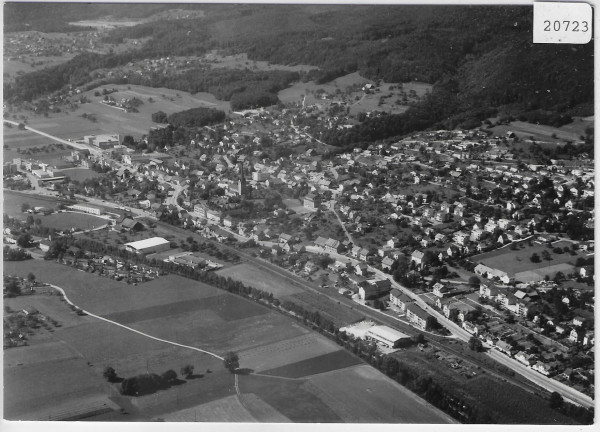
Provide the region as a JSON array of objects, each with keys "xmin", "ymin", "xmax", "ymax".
[{"xmin": 45, "ymin": 283, "xmax": 224, "ymax": 361}]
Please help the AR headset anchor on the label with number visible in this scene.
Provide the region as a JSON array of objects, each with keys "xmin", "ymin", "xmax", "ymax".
[{"xmin": 533, "ymin": 2, "xmax": 592, "ymax": 44}]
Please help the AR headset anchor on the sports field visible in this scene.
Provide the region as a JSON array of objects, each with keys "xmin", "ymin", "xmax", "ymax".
[
  {"xmin": 38, "ymin": 212, "xmax": 107, "ymax": 231},
  {"xmin": 216, "ymin": 262, "xmax": 304, "ymax": 296}
]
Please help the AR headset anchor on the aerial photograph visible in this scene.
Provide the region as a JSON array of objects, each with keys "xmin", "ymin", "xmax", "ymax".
[{"xmin": 2, "ymin": 2, "xmax": 595, "ymax": 426}]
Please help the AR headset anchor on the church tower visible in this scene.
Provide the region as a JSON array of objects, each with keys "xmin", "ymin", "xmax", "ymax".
[{"xmin": 238, "ymin": 162, "xmax": 248, "ymax": 197}]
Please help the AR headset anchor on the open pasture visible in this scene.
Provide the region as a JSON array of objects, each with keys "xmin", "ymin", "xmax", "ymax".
[
  {"xmin": 490, "ymin": 120, "xmax": 587, "ymax": 144},
  {"xmin": 238, "ymin": 332, "xmax": 341, "ymax": 372},
  {"xmin": 216, "ymin": 262, "xmax": 304, "ymax": 296},
  {"xmin": 4, "ymin": 356, "xmax": 109, "ymax": 420},
  {"xmin": 3, "ymin": 261, "xmax": 222, "ymax": 315},
  {"xmin": 17, "ymin": 84, "xmax": 231, "ymax": 141},
  {"xmin": 472, "ymin": 242, "xmax": 583, "ymax": 275},
  {"xmin": 3, "ymin": 191, "xmax": 60, "ymax": 218}
]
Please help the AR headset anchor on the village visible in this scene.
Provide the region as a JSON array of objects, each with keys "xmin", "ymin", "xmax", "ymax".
[{"xmin": 4, "ymin": 87, "xmax": 595, "ymax": 401}]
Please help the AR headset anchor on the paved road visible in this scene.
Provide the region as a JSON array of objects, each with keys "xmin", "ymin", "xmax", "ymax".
[
  {"xmin": 16, "ymin": 187, "xmax": 593, "ymax": 409},
  {"xmin": 305, "ymin": 246, "xmax": 594, "ymax": 409},
  {"xmin": 4, "ymin": 120, "xmax": 102, "ymax": 155}
]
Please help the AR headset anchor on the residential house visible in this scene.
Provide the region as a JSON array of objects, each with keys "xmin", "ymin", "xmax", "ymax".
[{"xmin": 406, "ymin": 304, "xmax": 429, "ymax": 330}]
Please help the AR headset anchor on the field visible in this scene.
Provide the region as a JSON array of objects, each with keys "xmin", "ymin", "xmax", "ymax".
[
  {"xmin": 289, "ymin": 290, "xmax": 365, "ymax": 326},
  {"xmin": 261, "ymin": 349, "xmax": 361, "ymax": 378},
  {"xmin": 238, "ymin": 333, "xmax": 342, "ymax": 372},
  {"xmin": 216, "ymin": 262, "xmax": 304, "ymax": 296},
  {"xmin": 278, "ymin": 71, "xmax": 432, "ymax": 116},
  {"xmin": 3, "ymin": 126, "xmax": 72, "ymax": 162},
  {"xmin": 37, "ymin": 212, "xmax": 108, "ymax": 231},
  {"xmin": 304, "ymin": 365, "xmax": 455, "ymax": 423},
  {"xmin": 472, "ymin": 242, "xmax": 584, "ymax": 276},
  {"xmin": 206, "ymin": 51, "xmax": 317, "ymax": 73},
  {"xmin": 3, "ymin": 191, "xmax": 61, "ymax": 218},
  {"xmin": 12, "ymin": 84, "xmax": 232, "ymax": 141},
  {"xmin": 490, "ymin": 118, "xmax": 592, "ymax": 144},
  {"xmin": 4, "ymin": 259, "xmax": 453, "ymax": 422}
]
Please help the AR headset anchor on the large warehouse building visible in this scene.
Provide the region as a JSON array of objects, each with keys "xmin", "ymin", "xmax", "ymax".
[
  {"xmin": 365, "ymin": 325, "xmax": 411, "ymax": 348},
  {"xmin": 124, "ymin": 237, "xmax": 171, "ymax": 255}
]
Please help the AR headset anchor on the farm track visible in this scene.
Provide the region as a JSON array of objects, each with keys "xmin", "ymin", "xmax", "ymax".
[{"xmin": 44, "ymin": 283, "xmax": 225, "ymax": 361}]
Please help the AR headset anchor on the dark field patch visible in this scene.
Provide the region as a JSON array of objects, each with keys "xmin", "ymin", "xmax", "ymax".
[
  {"xmin": 238, "ymin": 374, "xmax": 341, "ymax": 423},
  {"xmin": 260, "ymin": 349, "xmax": 361, "ymax": 378},
  {"xmin": 101, "ymin": 294, "xmax": 268, "ymax": 325}
]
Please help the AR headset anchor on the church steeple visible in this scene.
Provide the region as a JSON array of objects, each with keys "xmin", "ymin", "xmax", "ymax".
[{"xmin": 238, "ymin": 162, "xmax": 248, "ymax": 197}]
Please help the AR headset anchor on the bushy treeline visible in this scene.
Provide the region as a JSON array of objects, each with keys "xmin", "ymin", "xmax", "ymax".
[
  {"xmin": 3, "ymin": 246, "xmax": 32, "ymax": 261},
  {"xmin": 43, "ymin": 234, "xmax": 594, "ymax": 424},
  {"xmin": 167, "ymin": 107, "xmax": 226, "ymax": 128}
]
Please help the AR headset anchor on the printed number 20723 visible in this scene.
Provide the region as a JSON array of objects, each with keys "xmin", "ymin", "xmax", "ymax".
[{"xmin": 544, "ymin": 20, "xmax": 589, "ymax": 32}]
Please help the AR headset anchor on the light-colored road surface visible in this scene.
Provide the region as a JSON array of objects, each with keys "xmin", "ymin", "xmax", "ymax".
[
  {"xmin": 306, "ymin": 245, "xmax": 594, "ymax": 409},
  {"xmin": 4, "ymin": 120, "xmax": 101, "ymax": 155}
]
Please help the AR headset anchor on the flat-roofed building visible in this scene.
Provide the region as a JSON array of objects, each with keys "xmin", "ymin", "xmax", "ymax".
[
  {"xmin": 365, "ymin": 325, "xmax": 411, "ymax": 348},
  {"xmin": 125, "ymin": 237, "xmax": 171, "ymax": 255},
  {"xmin": 70, "ymin": 204, "xmax": 102, "ymax": 215}
]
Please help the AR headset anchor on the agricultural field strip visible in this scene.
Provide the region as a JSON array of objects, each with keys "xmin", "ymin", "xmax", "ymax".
[
  {"xmin": 44, "ymin": 283, "xmax": 224, "ymax": 361},
  {"xmin": 238, "ymin": 333, "xmax": 340, "ymax": 372},
  {"xmin": 100, "ymin": 296, "xmax": 235, "ymax": 324}
]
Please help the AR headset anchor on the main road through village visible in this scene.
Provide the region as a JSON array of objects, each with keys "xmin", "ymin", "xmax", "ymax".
[{"xmin": 6, "ymin": 120, "xmax": 593, "ymax": 409}]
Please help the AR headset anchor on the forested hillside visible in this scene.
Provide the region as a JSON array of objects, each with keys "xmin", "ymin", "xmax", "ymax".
[{"xmin": 4, "ymin": 4, "xmax": 593, "ymax": 146}]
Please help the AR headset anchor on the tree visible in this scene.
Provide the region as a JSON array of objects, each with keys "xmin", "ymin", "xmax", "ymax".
[
  {"xmin": 26, "ymin": 273, "xmax": 36, "ymax": 284},
  {"xmin": 223, "ymin": 351, "xmax": 239, "ymax": 373},
  {"xmin": 542, "ymin": 250, "xmax": 552, "ymax": 261},
  {"xmin": 425, "ymin": 316, "xmax": 439, "ymax": 331},
  {"xmin": 530, "ymin": 253, "xmax": 541, "ymax": 263},
  {"xmin": 161, "ymin": 369, "xmax": 177, "ymax": 383},
  {"xmin": 103, "ymin": 366, "xmax": 118, "ymax": 382},
  {"xmin": 549, "ymin": 391, "xmax": 564, "ymax": 409},
  {"xmin": 468, "ymin": 336, "xmax": 483, "ymax": 352},
  {"xmin": 21, "ymin": 202, "xmax": 30, "ymax": 212},
  {"xmin": 16, "ymin": 233, "xmax": 32, "ymax": 248},
  {"xmin": 468, "ymin": 276, "xmax": 481, "ymax": 288},
  {"xmin": 180, "ymin": 364, "xmax": 194, "ymax": 379}
]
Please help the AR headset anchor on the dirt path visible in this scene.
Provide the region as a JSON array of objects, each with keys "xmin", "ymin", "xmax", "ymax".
[{"xmin": 45, "ymin": 283, "xmax": 224, "ymax": 361}]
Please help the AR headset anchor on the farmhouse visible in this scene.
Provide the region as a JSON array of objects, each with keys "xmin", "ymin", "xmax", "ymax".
[
  {"xmin": 365, "ymin": 325, "xmax": 411, "ymax": 348},
  {"xmin": 125, "ymin": 237, "xmax": 171, "ymax": 255}
]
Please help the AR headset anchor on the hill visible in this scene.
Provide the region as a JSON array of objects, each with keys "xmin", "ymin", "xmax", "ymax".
[{"xmin": 4, "ymin": 5, "xmax": 593, "ymax": 146}]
